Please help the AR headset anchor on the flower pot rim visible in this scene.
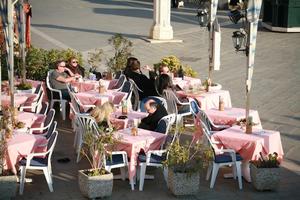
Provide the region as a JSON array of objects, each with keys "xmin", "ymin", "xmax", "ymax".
[{"xmin": 78, "ymin": 168, "xmax": 112, "ymax": 177}]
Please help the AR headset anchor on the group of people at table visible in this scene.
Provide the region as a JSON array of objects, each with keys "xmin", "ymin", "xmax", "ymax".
[{"xmin": 3, "ymin": 55, "xmax": 283, "ymax": 191}]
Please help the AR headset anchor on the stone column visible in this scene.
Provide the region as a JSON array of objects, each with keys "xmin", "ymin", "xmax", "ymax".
[{"xmin": 149, "ymin": 0, "xmax": 173, "ymax": 40}]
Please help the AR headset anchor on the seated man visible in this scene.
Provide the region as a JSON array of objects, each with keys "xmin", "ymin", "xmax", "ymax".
[
  {"xmin": 138, "ymin": 99, "xmax": 168, "ymax": 131},
  {"xmin": 49, "ymin": 60, "xmax": 78, "ymax": 101}
]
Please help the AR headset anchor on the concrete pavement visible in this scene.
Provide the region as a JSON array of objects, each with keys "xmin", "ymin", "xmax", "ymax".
[{"xmin": 14, "ymin": 0, "xmax": 300, "ymax": 199}]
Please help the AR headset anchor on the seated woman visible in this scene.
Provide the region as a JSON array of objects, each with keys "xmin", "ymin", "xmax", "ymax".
[
  {"xmin": 157, "ymin": 74, "xmax": 190, "ymax": 113},
  {"xmin": 90, "ymin": 102, "xmax": 115, "ymax": 131},
  {"xmin": 66, "ymin": 57, "xmax": 85, "ymax": 78},
  {"xmin": 124, "ymin": 57, "xmax": 158, "ymax": 100},
  {"xmin": 138, "ymin": 99, "xmax": 168, "ymax": 131}
]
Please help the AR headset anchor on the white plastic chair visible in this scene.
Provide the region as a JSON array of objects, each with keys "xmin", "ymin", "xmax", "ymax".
[
  {"xmin": 190, "ymin": 100, "xmax": 230, "ymax": 134},
  {"xmin": 29, "ymin": 109, "xmax": 55, "ymax": 135},
  {"xmin": 19, "ymin": 86, "xmax": 44, "ymax": 113},
  {"xmin": 162, "ymin": 89, "xmax": 192, "ymax": 135},
  {"xmin": 76, "ymin": 115, "xmax": 100, "ymax": 163},
  {"xmin": 201, "ymin": 121, "xmax": 243, "ymax": 190},
  {"xmin": 138, "ymin": 114, "xmax": 175, "ymax": 191},
  {"xmin": 46, "ymin": 70, "xmax": 67, "ymax": 120},
  {"xmin": 19, "ymin": 131, "xmax": 59, "ymax": 195},
  {"xmin": 38, "ymin": 102, "xmax": 49, "ymax": 115},
  {"xmin": 111, "ymin": 74, "xmax": 126, "ymax": 90}
]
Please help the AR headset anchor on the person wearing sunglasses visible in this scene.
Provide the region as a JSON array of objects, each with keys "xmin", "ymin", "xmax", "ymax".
[{"xmin": 66, "ymin": 57, "xmax": 85, "ymax": 78}]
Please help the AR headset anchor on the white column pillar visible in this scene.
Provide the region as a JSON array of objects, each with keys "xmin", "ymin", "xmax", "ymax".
[{"xmin": 149, "ymin": 0, "xmax": 173, "ymax": 40}]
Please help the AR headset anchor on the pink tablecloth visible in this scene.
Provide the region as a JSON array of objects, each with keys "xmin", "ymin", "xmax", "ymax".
[
  {"xmin": 212, "ymin": 125, "xmax": 284, "ymax": 161},
  {"xmin": 177, "ymin": 89, "xmax": 232, "ymax": 110},
  {"xmin": 114, "ymin": 128, "xmax": 166, "ymax": 181},
  {"xmin": 111, "ymin": 110, "xmax": 148, "ymax": 129},
  {"xmin": 205, "ymin": 107, "xmax": 262, "ymax": 129},
  {"xmin": 212, "ymin": 126, "xmax": 284, "ymax": 181},
  {"xmin": 72, "ymin": 79, "xmax": 116, "ymax": 92},
  {"xmin": 173, "ymin": 76, "xmax": 201, "ymax": 90},
  {"xmin": 1, "ymin": 93, "xmax": 35, "ymax": 107},
  {"xmin": 5, "ymin": 132, "xmax": 47, "ymax": 174},
  {"xmin": 75, "ymin": 90, "xmax": 126, "ymax": 106},
  {"xmin": 17, "ymin": 111, "xmax": 46, "ymax": 129}
]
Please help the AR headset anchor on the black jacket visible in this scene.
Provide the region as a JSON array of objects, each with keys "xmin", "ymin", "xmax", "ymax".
[
  {"xmin": 125, "ymin": 70, "xmax": 158, "ymax": 100},
  {"xmin": 138, "ymin": 104, "xmax": 168, "ymax": 131}
]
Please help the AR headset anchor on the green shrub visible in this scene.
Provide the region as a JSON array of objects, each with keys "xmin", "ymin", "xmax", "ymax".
[
  {"xmin": 25, "ymin": 47, "xmax": 83, "ymax": 81},
  {"xmin": 106, "ymin": 34, "xmax": 133, "ymax": 73},
  {"xmin": 154, "ymin": 55, "xmax": 198, "ymax": 77}
]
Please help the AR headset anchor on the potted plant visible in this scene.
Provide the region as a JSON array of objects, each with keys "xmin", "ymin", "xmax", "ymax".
[
  {"xmin": 78, "ymin": 126, "xmax": 117, "ymax": 199},
  {"xmin": 250, "ymin": 152, "xmax": 280, "ymax": 191},
  {"xmin": 16, "ymin": 81, "xmax": 33, "ymax": 93},
  {"xmin": 163, "ymin": 136, "xmax": 212, "ymax": 196},
  {"xmin": 0, "ymin": 106, "xmax": 18, "ymax": 199},
  {"xmin": 202, "ymin": 78, "xmax": 222, "ymax": 92},
  {"xmin": 106, "ymin": 34, "xmax": 133, "ymax": 75}
]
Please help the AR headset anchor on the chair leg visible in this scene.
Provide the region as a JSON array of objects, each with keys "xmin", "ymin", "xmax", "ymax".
[
  {"xmin": 120, "ymin": 167, "xmax": 126, "ymax": 181},
  {"xmin": 232, "ymin": 163, "xmax": 237, "ymax": 180},
  {"xmin": 19, "ymin": 166, "xmax": 26, "ymax": 195},
  {"xmin": 130, "ymin": 178, "xmax": 135, "ymax": 190},
  {"xmin": 43, "ymin": 168, "xmax": 54, "ymax": 192},
  {"xmin": 210, "ymin": 163, "xmax": 219, "ymax": 189},
  {"xmin": 236, "ymin": 162, "xmax": 243, "ymax": 190},
  {"xmin": 139, "ymin": 163, "xmax": 147, "ymax": 191},
  {"xmin": 50, "ymin": 100, "xmax": 54, "ymax": 109},
  {"xmin": 206, "ymin": 162, "xmax": 212, "ymax": 181},
  {"xmin": 163, "ymin": 167, "xmax": 169, "ymax": 188},
  {"xmin": 61, "ymin": 101, "xmax": 66, "ymax": 120}
]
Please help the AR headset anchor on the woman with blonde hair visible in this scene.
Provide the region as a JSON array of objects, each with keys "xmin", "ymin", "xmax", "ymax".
[{"xmin": 90, "ymin": 102, "xmax": 115, "ymax": 131}]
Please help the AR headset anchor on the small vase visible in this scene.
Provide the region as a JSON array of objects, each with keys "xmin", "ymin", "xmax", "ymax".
[
  {"xmin": 246, "ymin": 124, "xmax": 252, "ymax": 134},
  {"xmin": 98, "ymin": 86, "xmax": 106, "ymax": 94}
]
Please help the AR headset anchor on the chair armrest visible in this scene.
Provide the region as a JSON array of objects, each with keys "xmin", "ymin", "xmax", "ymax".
[
  {"xmin": 213, "ymin": 124, "xmax": 231, "ymax": 131},
  {"xmin": 147, "ymin": 149, "xmax": 167, "ymax": 156},
  {"xmin": 26, "ymin": 150, "xmax": 49, "ymax": 163},
  {"xmin": 29, "ymin": 126, "xmax": 47, "ymax": 134}
]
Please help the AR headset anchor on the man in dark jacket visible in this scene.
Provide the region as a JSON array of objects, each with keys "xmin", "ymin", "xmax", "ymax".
[{"xmin": 139, "ymin": 100, "xmax": 168, "ymax": 131}]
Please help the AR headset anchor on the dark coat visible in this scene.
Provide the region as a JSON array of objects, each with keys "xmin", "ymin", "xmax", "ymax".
[
  {"xmin": 138, "ymin": 104, "xmax": 168, "ymax": 131},
  {"xmin": 125, "ymin": 70, "xmax": 158, "ymax": 100}
]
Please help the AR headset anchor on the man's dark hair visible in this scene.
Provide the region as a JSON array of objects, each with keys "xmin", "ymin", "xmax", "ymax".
[{"xmin": 55, "ymin": 59, "xmax": 65, "ymax": 69}]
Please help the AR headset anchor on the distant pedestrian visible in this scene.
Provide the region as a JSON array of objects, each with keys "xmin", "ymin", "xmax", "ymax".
[{"xmin": 171, "ymin": 0, "xmax": 178, "ymax": 8}]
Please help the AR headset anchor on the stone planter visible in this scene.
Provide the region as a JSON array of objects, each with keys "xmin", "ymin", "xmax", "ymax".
[
  {"xmin": 0, "ymin": 175, "xmax": 18, "ymax": 199},
  {"xmin": 208, "ymin": 83, "xmax": 222, "ymax": 91},
  {"xmin": 16, "ymin": 88, "xmax": 33, "ymax": 94},
  {"xmin": 250, "ymin": 163, "xmax": 280, "ymax": 191},
  {"xmin": 168, "ymin": 169, "xmax": 200, "ymax": 196},
  {"xmin": 78, "ymin": 169, "xmax": 113, "ymax": 199}
]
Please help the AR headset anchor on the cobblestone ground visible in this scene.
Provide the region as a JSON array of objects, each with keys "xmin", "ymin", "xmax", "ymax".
[{"xmin": 14, "ymin": 0, "xmax": 300, "ymax": 199}]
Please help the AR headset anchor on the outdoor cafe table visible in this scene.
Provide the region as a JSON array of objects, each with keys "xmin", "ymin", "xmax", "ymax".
[
  {"xmin": 211, "ymin": 125, "xmax": 284, "ymax": 182},
  {"xmin": 72, "ymin": 79, "xmax": 117, "ymax": 92},
  {"xmin": 172, "ymin": 76, "xmax": 201, "ymax": 90},
  {"xmin": 5, "ymin": 131, "xmax": 47, "ymax": 174},
  {"xmin": 114, "ymin": 128, "xmax": 166, "ymax": 186},
  {"xmin": 1, "ymin": 93, "xmax": 36, "ymax": 107},
  {"xmin": 17, "ymin": 111, "xmax": 46, "ymax": 129},
  {"xmin": 74, "ymin": 90, "xmax": 126, "ymax": 106},
  {"xmin": 111, "ymin": 110, "xmax": 148, "ymax": 130},
  {"xmin": 205, "ymin": 107, "xmax": 262, "ymax": 129},
  {"xmin": 177, "ymin": 89, "xmax": 232, "ymax": 110}
]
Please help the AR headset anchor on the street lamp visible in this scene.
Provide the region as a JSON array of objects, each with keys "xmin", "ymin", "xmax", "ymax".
[
  {"xmin": 196, "ymin": 8, "xmax": 208, "ymax": 28},
  {"xmin": 228, "ymin": 9, "xmax": 244, "ymax": 24},
  {"xmin": 232, "ymin": 30, "xmax": 246, "ymax": 51}
]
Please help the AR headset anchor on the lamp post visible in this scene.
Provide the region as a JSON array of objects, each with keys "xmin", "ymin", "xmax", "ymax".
[
  {"xmin": 196, "ymin": 0, "xmax": 220, "ymax": 83},
  {"xmin": 229, "ymin": 0, "xmax": 262, "ymax": 128}
]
